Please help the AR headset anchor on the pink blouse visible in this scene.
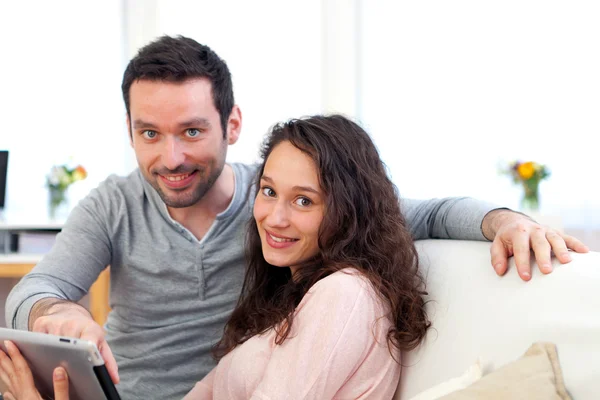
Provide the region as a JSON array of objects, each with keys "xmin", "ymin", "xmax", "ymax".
[{"xmin": 184, "ymin": 268, "xmax": 401, "ymax": 399}]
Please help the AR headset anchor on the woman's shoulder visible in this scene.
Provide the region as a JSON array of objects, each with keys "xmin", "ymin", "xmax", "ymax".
[
  {"xmin": 295, "ymin": 268, "xmax": 391, "ymax": 337},
  {"xmin": 304, "ymin": 268, "xmax": 382, "ymax": 309},
  {"xmin": 313, "ymin": 267, "xmax": 369, "ymax": 289}
]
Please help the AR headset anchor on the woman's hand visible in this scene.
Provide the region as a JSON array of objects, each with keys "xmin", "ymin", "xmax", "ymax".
[{"xmin": 0, "ymin": 340, "xmax": 70, "ymax": 400}]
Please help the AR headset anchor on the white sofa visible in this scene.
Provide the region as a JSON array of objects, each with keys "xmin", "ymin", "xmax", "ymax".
[{"xmin": 395, "ymin": 240, "xmax": 600, "ymax": 399}]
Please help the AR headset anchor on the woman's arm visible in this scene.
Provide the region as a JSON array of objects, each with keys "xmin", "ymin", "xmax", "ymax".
[{"xmin": 183, "ymin": 368, "xmax": 215, "ymax": 400}]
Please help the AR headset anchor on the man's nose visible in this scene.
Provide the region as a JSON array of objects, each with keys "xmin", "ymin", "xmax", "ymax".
[{"xmin": 162, "ymin": 137, "xmax": 186, "ymax": 171}]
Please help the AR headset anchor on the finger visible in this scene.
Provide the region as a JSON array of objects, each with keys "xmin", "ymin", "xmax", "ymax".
[
  {"xmin": 547, "ymin": 231, "xmax": 572, "ymax": 264},
  {"xmin": 79, "ymin": 324, "xmax": 105, "ymax": 346},
  {"xmin": 563, "ymin": 234, "xmax": 590, "ymax": 253},
  {"xmin": 0, "ymin": 351, "xmax": 16, "ymax": 394},
  {"xmin": 0, "ymin": 363, "xmax": 12, "ymax": 393},
  {"xmin": 0, "ymin": 347, "xmax": 16, "ymax": 383},
  {"xmin": 98, "ymin": 340, "xmax": 120, "ymax": 384},
  {"xmin": 31, "ymin": 317, "xmax": 51, "ymax": 334},
  {"xmin": 4, "ymin": 341, "xmax": 36, "ymax": 387},
  {"xmin": 80, "ymin": 325, "xmax": 119, "ymax": 384},
  {"xmin": 53, "ymin": 367, "xmax": 70, "ymax": 400},
  {"xmin": 512, "ymin": 229, "xmax": 532, "ymax": 281},
  {"xmin": 60, "ymin": 321, "xmax": 84, "ymax": 339},
  {"xmin": 33, "ymin": 316, "xmax": 65, "ymax": 337},
  {"xmin": 490, "ymin": 239, "xmax": 509, "ymax": 276},
  {"xmin": 3, "ymin": 391, "xmax": 16, "ymax": 400},
  {"xmin": 530, "ymin": 227, "xmax": 553, "ymax": 274}
]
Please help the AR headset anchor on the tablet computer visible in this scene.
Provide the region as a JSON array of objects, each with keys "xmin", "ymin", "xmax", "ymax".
[{"xmin": 0, "ymin": 328, "xmax": 121, "ymax": 400}]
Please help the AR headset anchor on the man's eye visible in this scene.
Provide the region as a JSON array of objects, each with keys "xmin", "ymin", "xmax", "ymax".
[
  {"xmin": 142, "ymin": 130, "xmax": 157, "ymax": 139},
  {"xmin": 294, "ymin": 197, "xmax": 312, "ymax": 207},
  {"xmin": 186, "ymin": 128, "xmax": 200, "ymax": 137},
  {"xmin": 261, "ymin": 187, "xmax": 276, "ymax": 197}
]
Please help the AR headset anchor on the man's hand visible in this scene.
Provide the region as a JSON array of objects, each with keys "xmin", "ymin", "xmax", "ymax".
[
  {"xmin": 482, "ymin": 209, "xmax": 589, "ymax": 281},
  {"xmin": 29, "ymin": 299, "xmax": 119, "ymax": 384}
]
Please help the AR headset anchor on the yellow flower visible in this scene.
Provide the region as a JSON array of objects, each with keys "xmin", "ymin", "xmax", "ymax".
[{"xmin": 517, "ymin": 161, "xmax": 535, "ymax": 180}]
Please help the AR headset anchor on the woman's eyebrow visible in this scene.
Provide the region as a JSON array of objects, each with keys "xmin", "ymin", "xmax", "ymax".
[{"xmin": 261, "ymin": 175, "xmax": 320, "ymax": 195}]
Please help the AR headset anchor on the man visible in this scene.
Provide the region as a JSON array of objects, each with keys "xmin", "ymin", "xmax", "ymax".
[{"xmin": 5, "ymin": 35, "xmax": 588, "ymax": 399}]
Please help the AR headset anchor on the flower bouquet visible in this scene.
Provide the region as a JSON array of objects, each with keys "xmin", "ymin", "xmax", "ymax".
[
  {"xmin": 46, "ymin": 164, "xmax": 87, "ymax": 218},
  {"xmin": 502, "ymin": 161, "xmax": 550, "ymax": 212}
]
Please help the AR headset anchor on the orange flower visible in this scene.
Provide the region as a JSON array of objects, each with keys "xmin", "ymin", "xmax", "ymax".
[
  {"xmin": 72, "ymin": 165, "xmax": 88, "ymax": 181},
  {"xmin": 517, "ymin": 161, "xmax": 535, "ymax": 180}
]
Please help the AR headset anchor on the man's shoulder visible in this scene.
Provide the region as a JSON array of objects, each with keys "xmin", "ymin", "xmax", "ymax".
[
  {"xmin": 231, "ymin": 162, "xmax": 259, "ymax": 184},
  {"xmin": 96, "ymin": 169, "xmax": 145, "ymax": 196},
  {"xmin": 80, "ymin": 169, "xmax": 146, "ymax": 211}
]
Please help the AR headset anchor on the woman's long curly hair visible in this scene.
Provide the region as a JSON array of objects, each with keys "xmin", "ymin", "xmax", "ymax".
[{"xmin": 214, "ymin": 114, "xmax": 430, "ymax": 361}]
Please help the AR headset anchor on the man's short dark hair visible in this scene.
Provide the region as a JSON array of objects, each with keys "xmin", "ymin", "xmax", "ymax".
[{"xmin": 122, "ymin": 35, "xmax": 234, "ymax": 137}]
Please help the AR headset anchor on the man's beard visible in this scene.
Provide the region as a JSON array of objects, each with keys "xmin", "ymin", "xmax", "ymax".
[{"xmin": 150, "ymin": 160, "xmax": 225, "ymax": 208}]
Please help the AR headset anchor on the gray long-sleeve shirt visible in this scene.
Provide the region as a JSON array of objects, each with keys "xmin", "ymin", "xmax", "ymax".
[{"xmin": 6, "ymin": 163, "xmax": 497, "ymax": 399}]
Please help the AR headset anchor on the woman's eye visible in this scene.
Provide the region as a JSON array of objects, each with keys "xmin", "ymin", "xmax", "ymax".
[
  {"xmin": 142, "ymin": 130, "xmax": 157, "ymax": 139},
  {"xmin": 186, "ymin": 128, "xmax": 200, "ymax": 137},
  {"xmin": 261, "ymin": 187, "xmax": 276, "ymax": 197},
  {"xmin": 294, "ymin": 197, "xmax": 312, "ymax": 207}
]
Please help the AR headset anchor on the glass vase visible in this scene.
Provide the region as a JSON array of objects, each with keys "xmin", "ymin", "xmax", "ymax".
[
  {"xmin": 520, "ymin": 183, "xmax": 540, "ymax": 213},
  {"xmin": 48, "ymin": 186, "xmax": 68, "ymax": 220}
]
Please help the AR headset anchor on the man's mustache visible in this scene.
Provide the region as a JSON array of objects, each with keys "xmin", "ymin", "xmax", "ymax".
[{"xmin": 153, "ymin": 165, "xmax": 200, "ymax": 175}]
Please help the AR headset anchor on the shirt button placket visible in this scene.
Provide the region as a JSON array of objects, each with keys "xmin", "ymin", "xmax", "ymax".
[{"xmin": 197, "ymin": 244, "xmax": 206, "ymax": 300}]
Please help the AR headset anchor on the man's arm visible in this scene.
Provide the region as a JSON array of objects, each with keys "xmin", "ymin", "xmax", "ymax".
[
  {"xmin": 6, "ymin": 193, "xmax": 112, "ymax": 330},
  {"xmin": 5, "ymin": 182, "xmax": 120, "ymax": 383},
  {"xmin": 402, "ymin": 197, "xmax": 590, "ymax": 281},
  {"xmin": 401, "ymin": 197, "xmax": 497, "ymax": 240}
]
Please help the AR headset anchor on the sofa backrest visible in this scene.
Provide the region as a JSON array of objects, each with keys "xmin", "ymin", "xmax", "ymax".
[{"xmin": 395, "ymin": 239, "xmax": 600, "ymax": 399}]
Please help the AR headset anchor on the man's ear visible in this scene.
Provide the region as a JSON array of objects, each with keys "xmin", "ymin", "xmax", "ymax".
[
  {"xmin": 126, "ymin": 115, "xmax": 134, "ymax": 148},
  {"xmin": 226, "ymin": 105, "xmax": 242, "ymax": 145}
]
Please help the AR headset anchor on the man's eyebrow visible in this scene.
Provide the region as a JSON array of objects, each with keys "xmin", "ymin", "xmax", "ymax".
[
  {"xmin": 132, "ymin": 118, "xmax": 212, "ymax": 130},
  {"xmin": 132, "ymin": 119, "xmax": 157, "ymax": 129},
  {"xmin": 261, "ymin": 175, "xmax": 321, "ymax": 195},
  {"xmin": 178, "ymin": 118, "xmax": 212, "ymax": 129}
]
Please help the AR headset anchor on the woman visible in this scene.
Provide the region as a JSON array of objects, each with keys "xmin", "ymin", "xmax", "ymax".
[{"xmin": 0, "ymin": 115, "xmax": 430, "ymax": 399}]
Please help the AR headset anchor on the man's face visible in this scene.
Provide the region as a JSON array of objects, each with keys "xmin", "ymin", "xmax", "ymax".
[{"xmin": 128, "ymin": 78, "xmax": 238, "ymax": 208}]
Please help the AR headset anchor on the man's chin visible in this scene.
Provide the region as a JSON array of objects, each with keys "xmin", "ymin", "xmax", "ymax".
[
  {"xmin": 160, "ymin": 192, "xmax": 202, "ymax": 208},
  {"xmin": 163, "ymin": 200, "xmax": 196, "ymax": 208}
]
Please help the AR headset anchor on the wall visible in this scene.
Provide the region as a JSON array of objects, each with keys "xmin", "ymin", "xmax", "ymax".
[
  {"xmin": 359, "ymin": 0, "xmax": 600, "ymax": 234},
  {"xmin": 0, "ymin": 1, "xmax": 129, "ymax": 222}
]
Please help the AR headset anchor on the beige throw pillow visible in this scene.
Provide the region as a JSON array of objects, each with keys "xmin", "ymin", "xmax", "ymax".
[
  {"xmin": 407, "ymin": 360, "xmax": 483, "ymax": 400},
  {"xmin": 439, "ymin": 342, "xmax": 571, "ymax": 400}
]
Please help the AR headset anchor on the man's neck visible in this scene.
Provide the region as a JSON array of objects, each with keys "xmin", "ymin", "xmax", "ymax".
[{"xmin": 167, "ymin": 164, "xmax": 235, "ymax": 240}]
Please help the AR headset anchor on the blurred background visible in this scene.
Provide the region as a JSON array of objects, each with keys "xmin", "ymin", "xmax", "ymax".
[{"xmin": 1, "ymin": 0, "xmax": 599, "ymax": 248}]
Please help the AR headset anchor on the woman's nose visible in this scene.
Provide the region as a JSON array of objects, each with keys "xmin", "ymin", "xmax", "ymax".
[{"xmin": 266, "ymin": 200, "xmax": 290, "ymax": 227}]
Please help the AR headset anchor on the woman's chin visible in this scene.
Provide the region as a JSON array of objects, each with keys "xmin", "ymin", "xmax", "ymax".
[{"xmin": 265, "ymin": 257, "xmax": 289, "ymax": 268}]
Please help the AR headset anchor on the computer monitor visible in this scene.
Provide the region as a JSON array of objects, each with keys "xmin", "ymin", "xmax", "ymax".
[{"xmin": 0, "ymin": 150, "xmax": 8, "ymax": 209}]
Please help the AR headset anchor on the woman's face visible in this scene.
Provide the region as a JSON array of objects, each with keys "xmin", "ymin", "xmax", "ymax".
[{"xmin": 253, "ymin": 141, "xmax": 325, "ymax": 275}]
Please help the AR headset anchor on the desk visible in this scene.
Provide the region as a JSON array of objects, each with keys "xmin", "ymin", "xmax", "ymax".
[{"xmin": 0, "ymin": 254, "xmax": 111, "ymax": 326}]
